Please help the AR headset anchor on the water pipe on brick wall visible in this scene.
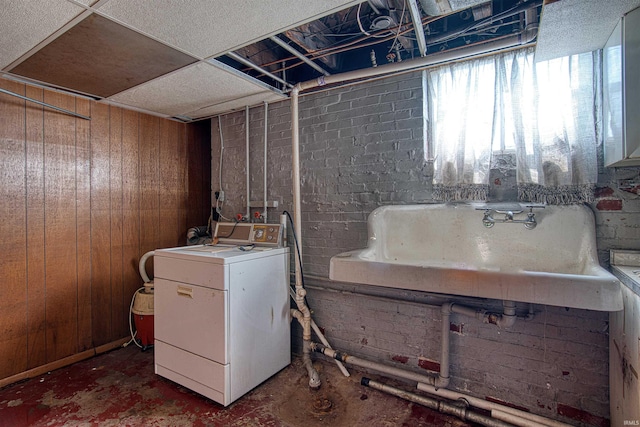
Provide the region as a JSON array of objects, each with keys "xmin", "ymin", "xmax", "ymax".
[
  {"xmin": 308, "ymin": 301, "xmax": 518, "ymax": 390},
  {"xmin": 309, "ymin": 299, "xmax": 567, "ymax": 427},
  {"xmin": 449, "ymin": 300, "xmax": 518, "ymax": 328},
  {"xmin": 290, "ymin": 309, "xmax": 321, "ymax": 388},
  {"xmin": 263, "ymin": 101, "xmax": 268, "ymax": 223},
  {"xmin": 288, "ymin": 0, "xmax": 541, "ymax": 392},
  {"xmin": 289, "ymin": 87, "xmax": 321, "ymax": 389},
  {"xmin": 245, "ymin": 105, "xmax": 250, "ymax": 221},
  {"xmin": 362, "ymin": 378, "xmax": 515, "ymax": 427},
  {"xmin": 416, "ymin": 383, "xmax": 572, "ymax": 427}
]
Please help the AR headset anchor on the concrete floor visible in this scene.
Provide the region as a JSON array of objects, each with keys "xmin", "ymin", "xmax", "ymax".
[{"xmin": 0, "ymin": 345, "xmax": 477, "ymax": 427}]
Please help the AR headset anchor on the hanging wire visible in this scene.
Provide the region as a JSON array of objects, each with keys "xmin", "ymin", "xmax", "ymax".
[
  {"xmin": 356, "ymin": 2, "xmax": 372, "ymax": 36},
  {"xmin": 389, "ymin": 0, "xmax": 409, "ymax": 54}
]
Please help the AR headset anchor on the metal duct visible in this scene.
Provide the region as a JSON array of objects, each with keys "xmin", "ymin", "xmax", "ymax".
[{"xmin": 419, "ymin": 0, "xmax": 489, "ymax": 16}]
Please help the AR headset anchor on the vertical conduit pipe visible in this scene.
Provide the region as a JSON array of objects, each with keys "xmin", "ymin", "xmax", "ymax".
[
  {"xmin": 263, "ymin": 102, "xmax": 268, "ymax": 223},
  {"xmin": 438, "ymin": 303, "xmax": 451, "ymax": 387},
  {"xmin": 291, "ymin": 86, "xmax": 320, "ymax": 388},
  {"xmin": 245, "ymin": 105, "xmax": 250, "ymax": 221}
]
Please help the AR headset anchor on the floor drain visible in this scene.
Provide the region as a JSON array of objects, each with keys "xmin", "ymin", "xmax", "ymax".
[{"xmin": 312, "ymin": 397, "xmax": 333, "ymax": 413}]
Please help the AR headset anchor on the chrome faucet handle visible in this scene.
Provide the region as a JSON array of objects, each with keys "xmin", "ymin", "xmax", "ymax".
[
  {"xmin": 482, "ymin": 209, "xmax": 495, "ymax": 228},
  {"xmin": 524, "ymin": 211, "xmax": 537, "ymax": 229}
]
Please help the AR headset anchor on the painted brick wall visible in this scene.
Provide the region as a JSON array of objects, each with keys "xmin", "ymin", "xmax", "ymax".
[
  {"xmin": 592, "ymin": 166, "xmax": 640, "ymax": 262},
  {"xmin": 211, "ymin": 71, "xmax": 618, "ymax": 426}
]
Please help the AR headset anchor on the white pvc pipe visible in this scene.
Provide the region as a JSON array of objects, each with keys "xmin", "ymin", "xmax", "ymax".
[
  {"xmin": 290, "ymin": 309, "xmax": 320, "ymax": 387},
  {"xmin": 291, "ymin": 87, "xmax": 303, "ymax": 286},
  {"xmin": 416, "ymin": 383, "xmax": 572, "ymax": 427},
  {"xmin": 245, "ymin": 105, "xmax": 250, "ymax": 221},
  {"xmin": 312, "ymin": 344, "xmax": 437, "ymax": 385},
  {"xmin": 449, "ymin": 301, "xmax": 517, "ymax": 328},
  {"xmin": 295, "ymin": 33, "xmax": 534, "ymax": 94},
  {"xmin": 311, "ymin": 320, "xmax": 350, "ymax": 377},
  {"xmin": 439, "ymin": 303, "xmax": 451, "ymax": 386},
  {"xmin": 263, "ymin": 101, "xmax": 268, "ymax": 223}
]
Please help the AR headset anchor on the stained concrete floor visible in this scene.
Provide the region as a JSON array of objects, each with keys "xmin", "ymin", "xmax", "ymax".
[{"xmin": 0, "ymin": 345, "xmax": 476, "ymax": 427}]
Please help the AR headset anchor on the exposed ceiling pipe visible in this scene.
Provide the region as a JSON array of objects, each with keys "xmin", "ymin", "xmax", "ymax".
[
  {"xmin": 297, "ymin": 31, "xmax": 535, "ymax": 92},
  {"xmin": 227, "ymin": 51, "xmax": 294, "ymax": 89},
  {"xmin": 407, "ymin": 0, "xmax": 427, "ymax": 56},
  {"xmin": 269, "ymin": 36, "xmax": 331, "ymax": 77}
]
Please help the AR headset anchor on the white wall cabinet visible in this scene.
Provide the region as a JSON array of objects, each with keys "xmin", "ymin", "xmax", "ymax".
[{"xmin": 604, "ymin": 6, "xmax": 640, "ymax": 167}]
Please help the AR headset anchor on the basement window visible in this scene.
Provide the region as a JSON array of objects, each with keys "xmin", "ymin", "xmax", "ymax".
[{"xmin": 425, "ymin": 47, "xmax": 599, "ymax": 204}]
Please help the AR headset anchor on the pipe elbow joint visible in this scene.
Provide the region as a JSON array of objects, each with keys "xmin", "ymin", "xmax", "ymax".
[
  {"xmin": 308, "ymin": 370, "xmax": 321, "ymax": 389},
  {"xmin": 497, "ymin": 313, "xmax": 517, "ymax": 328},
  {"xmin": 434, "ymin": 375, "xmax": 450, "ymax": 389},
  {"xmin": 442, "ymin": 302, "xmax": 454, "ymax": 315}
]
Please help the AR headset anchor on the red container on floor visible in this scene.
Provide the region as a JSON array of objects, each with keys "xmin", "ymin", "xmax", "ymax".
[
  {"xmin": 132, "ymin": 287, "xmax": 154, "ymax": 348},
  {"xmin": 134, "ymin": 314, "xmax": 155, "ymax": 347}
]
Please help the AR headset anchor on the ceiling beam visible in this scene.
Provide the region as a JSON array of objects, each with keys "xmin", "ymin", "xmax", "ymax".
[{"xmin": 407, "ymin": 0, "xmax": 427, "ymax": 56}]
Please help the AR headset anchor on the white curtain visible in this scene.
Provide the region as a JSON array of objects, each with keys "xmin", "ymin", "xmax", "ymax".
[{"xmin": 426, "ymin": 47, "xmax": 598, "ymax": 204}]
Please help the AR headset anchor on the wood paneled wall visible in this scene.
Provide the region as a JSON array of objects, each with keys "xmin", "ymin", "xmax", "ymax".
[{"xmin": 0, "ymin": 78, "xmax": 211, "ymax": 382}]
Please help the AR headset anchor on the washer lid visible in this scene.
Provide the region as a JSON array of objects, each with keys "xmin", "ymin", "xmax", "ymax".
[{"xmin": 154, "ymin": 244, "xmax": 287, "ymax": 264}]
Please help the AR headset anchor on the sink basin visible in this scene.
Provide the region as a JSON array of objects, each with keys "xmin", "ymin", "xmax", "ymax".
[{"xmin": 329, "ymin": 204, "xmax": 622, "ymax": 311}]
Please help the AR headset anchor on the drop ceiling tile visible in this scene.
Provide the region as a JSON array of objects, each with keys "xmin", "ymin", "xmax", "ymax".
[
  {"xmin": 9, "ymin": 14, "xmax": 198, "ymax": 98},
  {"xmin": 536, "ymin": 0, "xmax": 640, "ymax": 61},
  {"xmin": 0, "ymin": 0, "xmax": 85, "ymax": 69},
  {"xmin": 95, "ymin": 0, "xmax": 362, "ymax": 59},
  {"xmin": 107, "ymin": 62, "xmax": 287, "ymax": 117}
]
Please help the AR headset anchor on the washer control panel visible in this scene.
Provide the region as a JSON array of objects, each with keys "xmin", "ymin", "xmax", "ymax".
[
  {"xmin": 251, "ymin": 224, "xmax": 281, "ymax": 245},
  {"xmin": 214, "ymin": 223, "xmax": 282, "ymax": 247}
]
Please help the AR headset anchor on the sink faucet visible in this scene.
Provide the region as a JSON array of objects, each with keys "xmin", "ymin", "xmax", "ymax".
[{"xmin": 479, "ymin": 205, "xmax": 543, "ymax": 229}]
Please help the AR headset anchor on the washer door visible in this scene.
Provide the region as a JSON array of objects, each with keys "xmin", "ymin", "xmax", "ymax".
[{"xmin": 155, "ymin": 278, "xmax": 228, "ymax": 364}]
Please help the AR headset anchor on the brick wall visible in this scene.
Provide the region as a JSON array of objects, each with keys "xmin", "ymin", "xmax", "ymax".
[
  {"xmin": 592, "ymin": 166, "xmax": 640, "ymax": 262},
  {"xmin": 211, "ymin": 71, "xmax": 622, "ymax": 426}
]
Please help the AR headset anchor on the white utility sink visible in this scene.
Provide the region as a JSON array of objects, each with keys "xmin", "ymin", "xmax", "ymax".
[{"xmin": 329, "ymin": 204, "xmax": 622, "ymax": 311}]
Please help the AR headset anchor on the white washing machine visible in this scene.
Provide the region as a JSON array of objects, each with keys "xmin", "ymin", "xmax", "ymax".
[{"xmin": 153, "ymin": 223, "xmax": 290, "ymax": 406}]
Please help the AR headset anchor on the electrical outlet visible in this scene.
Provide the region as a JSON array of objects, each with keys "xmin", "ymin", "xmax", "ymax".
[{"xmin": 218, "ymin": 191, "xmax": 225, "ymax": 202}]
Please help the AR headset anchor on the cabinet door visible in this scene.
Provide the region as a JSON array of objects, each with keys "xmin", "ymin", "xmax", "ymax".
[
  {"xmin": 605, "ymin": 6, "xmax": 640, "ymax": 167},
  {"xmin": 604, "ymin": 19, "xmax": 623, "ymax": 166},
  {"xmin": 155, "ymin": 278, "xmax": 228, "ymax": 364},
  {"xmin": 623, "ymin": 6, "xmax": 640, "ymax": 161}
]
